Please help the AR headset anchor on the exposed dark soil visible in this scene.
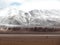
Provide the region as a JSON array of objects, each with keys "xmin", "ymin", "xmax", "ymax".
[{"xmin": 0, "ymin": 27, "xmax": 60, "ymax": 34}]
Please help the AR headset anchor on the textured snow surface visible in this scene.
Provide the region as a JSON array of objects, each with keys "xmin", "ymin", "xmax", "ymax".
[{"xmin": 0, "ymin": 8, "xmax": 60, "ymax": 27}]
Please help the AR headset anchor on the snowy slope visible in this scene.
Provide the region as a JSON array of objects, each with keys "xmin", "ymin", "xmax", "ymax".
[
  {"xmin": 29, "ymin": 9, "xmax": 60, "ymax": 27},
  {"xmin": 0, "ymin": 7, "xmax": 60, "ymax": 27}
]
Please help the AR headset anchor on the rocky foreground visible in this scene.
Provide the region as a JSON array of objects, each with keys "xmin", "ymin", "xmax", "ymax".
[{"xmin": 0, "ymin": 25, "xmax": 60, "ymax": 33}]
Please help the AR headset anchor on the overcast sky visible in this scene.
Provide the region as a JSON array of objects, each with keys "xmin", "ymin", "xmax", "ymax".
[{"xmin": 0, "ymin": 0, "xmax": 60, "ymax": 11}]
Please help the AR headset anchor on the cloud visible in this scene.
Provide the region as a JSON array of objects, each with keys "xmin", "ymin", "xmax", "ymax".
[
  {"xmin": 0, "ymin": 0, "xmax": 60, "ymax": 10},
  {"xmin": 17, "ymin": 0, "xmax": 60, "ymax": 11},
  {"xmin": 10, "ymin": 2, "xmax": 21, "ymax": 6},
  {"xmin": 0, "ymin": 0, "xmax": 25, "ymax": 9}
]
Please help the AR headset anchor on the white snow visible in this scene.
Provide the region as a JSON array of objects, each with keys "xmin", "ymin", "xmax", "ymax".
[{"xmin": 0, "ymin": 7, "xmax": 60, "ymax": 27}]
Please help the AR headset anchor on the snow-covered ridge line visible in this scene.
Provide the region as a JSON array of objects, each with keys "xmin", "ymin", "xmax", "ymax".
[{"xmin": 0, "ymin": 8, "xmax": 60, "ymax": 27}]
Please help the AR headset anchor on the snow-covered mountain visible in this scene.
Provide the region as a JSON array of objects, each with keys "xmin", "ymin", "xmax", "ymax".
[
  {"xmin": 0, "ymin": 6, "xmax": 32, "ymax": 26},
  {"xmin": 29, "ymin": 9, "xmax": 60, "ymax": 27},
  {"xmin": 0, "ymin": 7, "xmax": 60, "ymax": 27}
]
